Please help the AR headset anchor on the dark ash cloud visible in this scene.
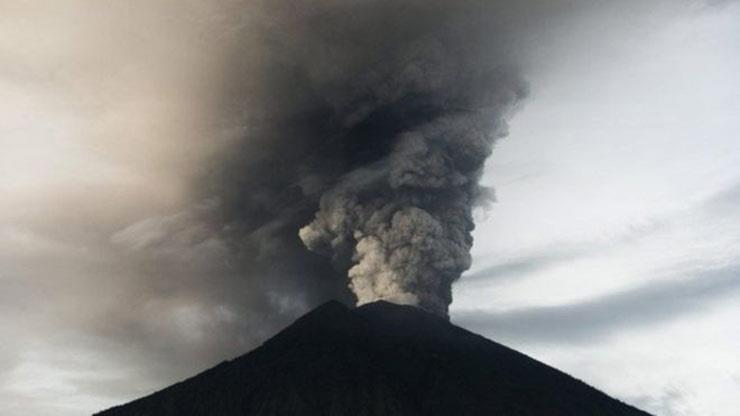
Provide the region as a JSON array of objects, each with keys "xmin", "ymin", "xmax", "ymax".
[
  {"xmin": 0, "ymin": 2, "xmax": 545, "ymax": 411},
  {"xmin": 199, "ymin": 0, "xmax": 529, "ymax": 317}
]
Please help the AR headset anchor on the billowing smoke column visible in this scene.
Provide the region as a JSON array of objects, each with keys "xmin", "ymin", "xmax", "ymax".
[
  {"xmin": 208, "ymin": 0, "xmax": 528, "ymax": 318},
  {"xmin": 298, "ymin": 59, "xmax": 525, "ymax": 317}
]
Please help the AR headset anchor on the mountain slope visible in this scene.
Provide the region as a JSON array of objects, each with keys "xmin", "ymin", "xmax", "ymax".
[{"xmin": 96, "ymin": 301, "xmax": 651, "ymax": 416}]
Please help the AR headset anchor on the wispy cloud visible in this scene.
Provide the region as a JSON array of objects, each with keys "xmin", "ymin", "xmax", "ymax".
[
  {"xmin": 455, "ymin": 263, "xmax": 740, "ymax": 345},
  {"xmin": 628, "ymin": 386, "xmax": 696, "ymax": 416},
  {"xmin": 464, "ymin": 219, "xmax": 666, "ymax": 284}
]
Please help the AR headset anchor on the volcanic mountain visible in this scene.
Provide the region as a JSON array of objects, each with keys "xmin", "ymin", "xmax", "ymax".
[{"xmin": 96, "ymin": 300, "xmax": 650, "ymax": 415}]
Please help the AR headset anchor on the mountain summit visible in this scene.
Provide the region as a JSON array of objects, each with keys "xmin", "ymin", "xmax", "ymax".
[{"xmin": 96, "ymin": 301, "xmax": 650, "ymax": 415}]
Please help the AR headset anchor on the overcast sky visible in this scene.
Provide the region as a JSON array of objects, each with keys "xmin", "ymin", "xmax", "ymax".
[
  {"xmin": 454, "ymin": 2, "xmax": 740, "ymax": 414},
  {"xmin": 1, "ymin": 1, "xmax": 739, "ymax": 415}
]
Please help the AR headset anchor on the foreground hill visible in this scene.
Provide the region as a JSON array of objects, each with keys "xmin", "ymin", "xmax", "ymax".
[{"xmin": 96, "ymin": 300, "xmax": 650, "ymax": 415}]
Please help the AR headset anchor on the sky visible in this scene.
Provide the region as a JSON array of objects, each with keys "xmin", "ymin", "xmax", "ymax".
[
  {"xmin": 1, "ymin": 1, "xmax": 739, "ymax": 415},
  {"xmin": 453, "ymin": 2, "xmax": 740, "ymax": 414}
]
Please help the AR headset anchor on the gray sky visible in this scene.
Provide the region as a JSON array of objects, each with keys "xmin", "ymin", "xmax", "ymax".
[
  {"xmin": 1, "ymin": 1, "xmax": 739, "ymax": 415},
  {"xmin": 453, "ymin": 2, "xmax": 740, "ymax": 414}
]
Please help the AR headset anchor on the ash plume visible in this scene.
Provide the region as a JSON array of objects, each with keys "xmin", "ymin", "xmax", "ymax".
[
  {"xmin": 298, "ymin": 62, "xmax": 525, "ymax": 317},
  {"xmin": 205, "ymin": 0, "xmax": 527, "ymax": 317}
]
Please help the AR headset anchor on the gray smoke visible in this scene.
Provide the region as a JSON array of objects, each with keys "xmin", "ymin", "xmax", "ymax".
[
  {"xmin": 298, "ymin": 62, "xmax": 524, "ymax": 317},
  {"xmin": 205, "ymin": 0, "xmax": 527, "ymax": 317}
]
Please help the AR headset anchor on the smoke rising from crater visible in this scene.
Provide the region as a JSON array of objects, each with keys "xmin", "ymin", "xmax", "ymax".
[
  {"xmin": 206, "ymin": 0, "xmax": 528, "ymax": 317},
  {"xmin": 298, "ymin": 65, "xmax": 525, "ymax": 316}
]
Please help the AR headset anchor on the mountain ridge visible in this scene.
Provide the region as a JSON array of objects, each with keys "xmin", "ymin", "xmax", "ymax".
[{"xmin": 96, "ymin": 300, "xmax": 651, "ymax": 416}]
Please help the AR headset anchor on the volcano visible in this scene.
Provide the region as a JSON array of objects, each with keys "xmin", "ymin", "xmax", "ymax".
[{"xmin": 95, "ymin": 301, "xmax": 650, "ymax": 415}]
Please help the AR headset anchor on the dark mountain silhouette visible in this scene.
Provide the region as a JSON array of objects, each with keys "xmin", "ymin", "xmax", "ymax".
[{"xmin": 95, "ymin": 301, "xmax": 651, "ymax": 416}]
